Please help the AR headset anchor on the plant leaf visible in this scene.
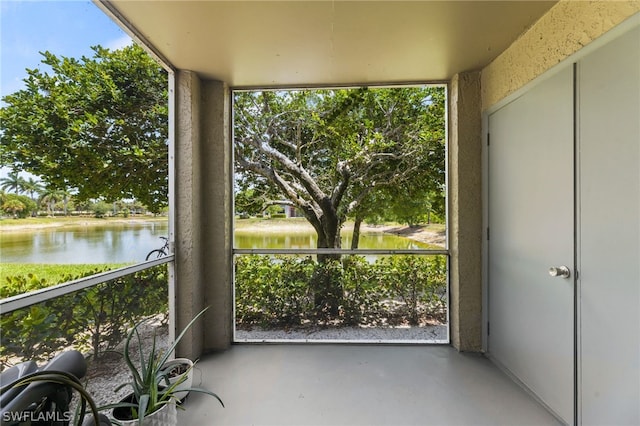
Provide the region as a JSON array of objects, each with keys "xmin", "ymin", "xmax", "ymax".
[{"xmin": 157, "ymin": 307, "xmax": 209, "ymax": 370}]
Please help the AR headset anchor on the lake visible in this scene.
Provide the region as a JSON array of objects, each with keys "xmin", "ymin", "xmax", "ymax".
[
  {"xmin": 0, "ymin": 221, "xmax": 170, "ymax": 264},
  {"xmin": 234, "ymin": 231, "xmax": 431, "ymax": 251},
  {"xmin": 0, "ymin": 220, "xmax": 432, "ymax": 264}
]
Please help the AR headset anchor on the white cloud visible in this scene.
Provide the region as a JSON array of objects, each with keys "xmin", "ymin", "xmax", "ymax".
[{"xmin": 105, "ymin": 34, "xmax": 132, "ymax": 51}]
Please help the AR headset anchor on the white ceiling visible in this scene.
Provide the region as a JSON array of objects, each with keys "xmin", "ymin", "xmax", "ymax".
[{"xmin": 99, "ymin": 1, "xmax": 557, "ymax": 87}]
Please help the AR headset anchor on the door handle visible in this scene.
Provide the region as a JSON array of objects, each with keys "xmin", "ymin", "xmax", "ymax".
[{"xmin": 549, "ymin": 266, "xmax": 571, "ymax": 279}]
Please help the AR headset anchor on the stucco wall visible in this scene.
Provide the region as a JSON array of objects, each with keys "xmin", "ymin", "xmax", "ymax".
[
  {"xmin": 200, "ymin": 80, "xmax": 233, "ymax": 352},
  {"xmin": 175, "ymin": 70, "xmax": 205, "ymax": 359},
  {"xmin": 482, "ymin": 0, "xmax": 640, "ymax": 110},
  {"xmin": 449, "ymin": 71, "xmax": 483, "ymax": 352},
  {"xmin": 175, "ymin": 73, "xmax": 233, "ymax": 358}
]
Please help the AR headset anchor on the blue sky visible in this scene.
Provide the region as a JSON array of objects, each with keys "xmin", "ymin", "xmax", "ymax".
[
  {"xmin": 1, "ymin": 0, "xmax": 131, "ymax": 179},
  {"xmin": 1, "ymin": 0, "xmax": 131, "ymax": 99}
]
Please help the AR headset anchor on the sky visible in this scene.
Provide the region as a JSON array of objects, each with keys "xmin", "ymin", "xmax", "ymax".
[
  {"xmin": 0, "ymin": 0, "xmax": 132, "ymax": 179},
  {"xmin": 1, "ymin": 0, "xmax": 131, "ymax": 98}
]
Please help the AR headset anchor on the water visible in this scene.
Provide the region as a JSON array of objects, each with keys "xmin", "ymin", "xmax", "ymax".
[
  {"xmin": 234, "ymin": 231, "xmax": 431, "ymax": 250},
  {"xmin": 0, "ymin": 221, "xmax": 432, "ymax": 264},
  {"xmin": 0, "ymin": 221, "xmax": 169, "ymax": 264}
]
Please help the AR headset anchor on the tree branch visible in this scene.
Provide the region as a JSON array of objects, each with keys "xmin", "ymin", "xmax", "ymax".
[{"xmin": 239, "ymin": 135, "xmax": 328, "ymax": 205}]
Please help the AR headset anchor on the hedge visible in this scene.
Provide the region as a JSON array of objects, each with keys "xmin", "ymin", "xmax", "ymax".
[
  {"xmin": 0, "ymin": 265, "xmax": 168, "ymax": 365},
  {"xmin": 235, "ymin": 254, "xmax": 447, "ymax": 328},
  {"xmin": 1, "ymin": 254, "xmax": 447, "ymax": 365}
]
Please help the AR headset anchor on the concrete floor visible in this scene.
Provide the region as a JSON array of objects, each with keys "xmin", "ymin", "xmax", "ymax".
[{"xmin": 179, "ymin": 344, "xmax": 562, "ymax": 426}]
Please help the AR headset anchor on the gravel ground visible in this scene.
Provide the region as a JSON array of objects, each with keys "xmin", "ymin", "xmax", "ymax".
[
  {"xmin": 236, "ymin": 325, "xmax": 448, "ymax": 342},
  {"xmin": 82, "ymin": 319, "xmax": 170, "ymax": 412}
]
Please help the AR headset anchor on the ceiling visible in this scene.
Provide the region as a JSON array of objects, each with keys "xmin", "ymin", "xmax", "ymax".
[{"xmin": 98, "ymin": 1, "xmax": 557, "ymax": 88}]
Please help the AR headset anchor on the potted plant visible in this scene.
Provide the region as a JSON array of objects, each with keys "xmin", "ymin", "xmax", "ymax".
[
  {"xmin": 157, "ymin": 358, "xmax": 193, "ymax": 403},
  {"xmin": 105, "ymin": 307, "xmax": 223, "ymax": 425}
]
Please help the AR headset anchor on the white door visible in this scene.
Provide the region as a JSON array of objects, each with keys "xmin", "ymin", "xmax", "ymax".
[
  {"xmin": 577, "ymin": 25, "xmax": 640, "ymax": 425},
  {"xmin": 488, "ymin": 66, "xmax": 575, "ymax": 424}
]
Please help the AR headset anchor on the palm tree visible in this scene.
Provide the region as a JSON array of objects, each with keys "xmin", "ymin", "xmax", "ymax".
[
  {"xmin": 0, "ymin": 171, "xmax": 27, "ymax": 194},
  {"xmin": 60, "ymin": 189, "xmax": 72, "ymax": 216},
  {"xmin": 40, "ymin": 187, "xmax": 72, "ymax": 216},
  {"xmin": 22, "ymin": 177, "xmax": 44, "ymax": 202},
  {"xmin": 40, "ymin": 187, "xmax": 66, "ymax": 215}
]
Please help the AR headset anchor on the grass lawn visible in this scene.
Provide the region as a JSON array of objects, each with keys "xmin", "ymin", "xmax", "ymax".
[{"xmin": 0, "ymin": 263, "xmax": 127, "ymax": 283}]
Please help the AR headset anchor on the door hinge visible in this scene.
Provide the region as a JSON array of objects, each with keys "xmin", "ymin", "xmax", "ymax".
[
  {"xmin": 487, "ymin": 133, "xmax": 490, "ymax": 146},
  {"xmin": 487, "ymin": 322, "xmax": 490, "ymax": 336},
  {"xmin": 487, "ymin": 227, "xmax": 490, "ymax": 241}
]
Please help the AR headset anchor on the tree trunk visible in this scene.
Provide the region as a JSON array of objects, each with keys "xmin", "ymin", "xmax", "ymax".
[
  {"xmin": 307, "ymin": 207, "xmax": 343, "ymax": 319},
  {"xmin": 351, "ymin": 216, "xmax": 363, "ymax": 250},
  {"xmin": 312, "ymin": 252, "xmax": 342, "ymax": 319}
]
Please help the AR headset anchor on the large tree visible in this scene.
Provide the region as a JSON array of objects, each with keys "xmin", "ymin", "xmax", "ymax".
[
  {"xmin": 0, "ymin": 44, "xmax": 168, "ymax": 212},
  {"xmin": 0, "ymin": 171, "xmax": 27, "ymax": 194},
  {"xmin": 22, "ymin": 177, "xmax": 44, "ymax": 203},
  {"xmin": 234, "ymin": 87, "xmax": 445, "ymax": 248},
  {"xmin": 234, "ymin": 87, "xmax": 445, "ymax": 313}
]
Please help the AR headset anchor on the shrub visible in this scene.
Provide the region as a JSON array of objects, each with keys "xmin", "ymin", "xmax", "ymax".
[
  {"xmin": 0, "ymin": 265, "xmax": 168, "ymax": 365},
  {"xmin": 1, "ymin": 194, "xmax": 37, "ymax": 218},
  {"xmin": 235, "ymin": 255, "xmax": 314, "ymax": 326},
  {"xmin": 374, "ymin": 256, "xmax": 447, "ymax": 325},
  {"xmin": 1, "ymin": 273, "xmax": 78, "ymax": 363},
  {"xmin": 234, "ymin": 254, "xmax": 447, "ymax": 329},
  {"xmin": 91, "ymin": 201, "xmax": 110, "ymax": 218},
  {"xmin": 72, "ymin": 265, "xmax": 168, "ymax": 357},
  {"xmin": 340, "ymin": 255, "xmax": 389, "ymax": 326}
]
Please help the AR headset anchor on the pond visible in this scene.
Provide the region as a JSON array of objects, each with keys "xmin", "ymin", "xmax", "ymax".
[
  {"xmin": 0, "ymin": 220, "xmax": 433, "ymax": 264},
  {"xmin": 0, "ymin": 221, "xmax": 170, "ymax": 264},
  {"xmin": 234, "ymin": 230, "xmax": 432, "ymax": 251}
]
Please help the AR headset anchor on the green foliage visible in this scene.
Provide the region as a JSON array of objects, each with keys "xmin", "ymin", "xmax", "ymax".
[
  {"xmin": 235, "ymin": 255, "xmax": 447, "ymax": 328},
  {"xmin": 234, "ymin": 87, "xmax": 446, "ymax": 313},
  {"xmin": 235, "ymin": 255, "xmax": 314, "ymax": 326},
  {"xmin": 234, "ymin": 87, "xmax": 446, "ymax": 247},
  {"xmin": 105, "ymin": 308, "xmax": 223, "ymax": 423},
  {"xmin": 91, "ymin": 201, "xmax": 111, "ymax": 218},
  {"xmin": 0, "ymin": 171, "xmax": 28, "ymax": 194},
  {"xmin": 310, "ymin": 256, "xmax": 344, "ymax": 318},
  {"xmin": 234, "ymin": 188, "xmax": 264, "ymax": 217},
  {"xmin": 75, "ymin": 266, "xmax": 169, "ymax": 358},
  {"xmin": 0, "ymin": 265, "xmax": 168, "ymax": 365},
  {"xmin": 1, "ymin": 193, "xmax": 37, "ymax": 218},
  {"xmin": 0, "ymin": 263, "xmax": 119, "ymax": 282},
  {"xmin": 372, "ymin": 255, "xmax": 447, "ymax": 325},
  {"xmin": 1, "ymin": 198, "xmax": 25, "ymax": 217},
  {"xmin": 1, "ymin": 273, "xmax": 78, "ymax": 363},
  {"xmin": 21, "ymin": 177, "xmax": 44, "ymax": 201},
  {"xmin": 265, "ymin": 205, "xmax": 284, "ymax": 216},
  {"xmin": 340, "ymin": 255, "xmax": 389, "ymax": 325},
  {"xmin": 0, "ymin": 44, "xmax": 168, "ymax": 212}
]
